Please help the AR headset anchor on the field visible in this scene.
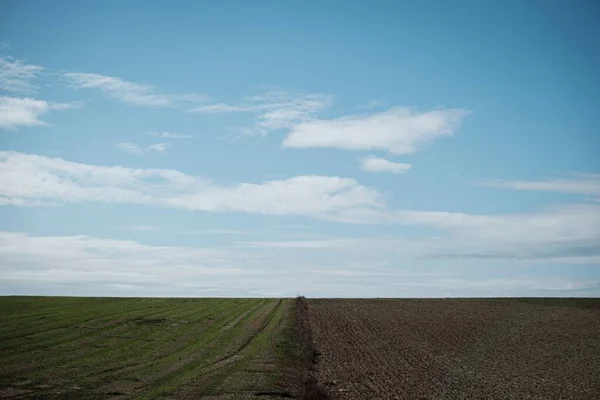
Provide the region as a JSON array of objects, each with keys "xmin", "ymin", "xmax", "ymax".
[
  {"xmin": 308, "ymin": 298, "xmax": 600, "ymax": 399},
  {"xmin": 0, "ymin": 297, "xmax": 311, "ymax": 399},
  {"xmin": 1, "ymin": 297, "xmax": 600, "ymax": 399}
]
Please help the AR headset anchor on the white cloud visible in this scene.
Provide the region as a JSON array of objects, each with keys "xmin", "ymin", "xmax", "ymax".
[
  {"xmin": 0, "ymin": 96, "xmax": 48, "ymax": 129},
  {"xmin": 116, "ymin": 143, "xmax": 144, "ymax": 155},
  {"xmin": 0, "ymin": 57, "xmax": 44, "ymax": 93},
  {"xmin": 146, "ymin": 143, "xmax": 170, "ymax": 152},
  {"xmin": 2, "ymin": 152, "xmax": 598, "ymax": 264},
  {"xmin": 0, "ymin": 231, "xmax": 429, "ymax": 297},
  {"xmin": 64, "ymin": 72, "xmax": 209, "ymax": 108},
  {"xmin": 482, "ymin": 174, "xmax": 600, "ymax": 197},
  {"xmin": 122, "ymin": 224, "xmax": 158, "ymax": 231},
  {"xmin": 171, "ymin": 229, "xmax": 248, "ymax": 235},
  {"xmin": 390, "ymin": 204, "xmax": 600, "ymax": 260},
  {"xmin": 190, "ymin": 90, "xmax": 333, "ymax": 136},
  {"xmin": 283, "ymin": 107, "xmax": 469, "ymax": 154},
  {"xmin": 360, "ymin": 156, "xmax": 411, "ymax": 174},
  {"xmin": 49, "ymin": 101, "xmax": 84, "ymax": 111},
  {"xmin": 192, "ymin": 103, "xmax": 250, "ymax": 113},
  {"xmin": 1, "ymin": 231, "xmax": 597, "ymax": 297},
  {"xmin": 252, "ymin": 91, "xmax": 331, "ymax": 133},
  {"xmin": 117, "ymin": 142, "xmax": 170, "ymax": 155},
  {"xmin": 0, "ymin": 231, "xmax": 252, "ymax": 294},
  {"xmin": 0, "ymin": 96, "xmax": 77, "ymax": 130},
  {"xmin": 233, "ymin": 203, "xmax": 600, "ymax": 263},
  {"xmin": 236, "ymin": 239, "xmax": 353, "ymax": 249},
  {"xmin": 356, "ymin": 100, "xmax": 384, "ymax": 110},
  {"xmin": 0, "ymin": 151, "xmax": 382, "ymax": 219},
  {"xmin": 165, "ymin": 175, "xmax": 380, "ymax": 217},
  {"xmin": 147, "ymin": 131, "xmax": 194, "ymax": 139},
  {"xmin": 287, "ymin": 199, "xmax": 600, "ymax": 262}
]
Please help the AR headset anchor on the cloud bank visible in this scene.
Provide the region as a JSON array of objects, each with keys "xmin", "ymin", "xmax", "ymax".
[
  {"xmin": 0, "ymin": 96, "xmax": 78, "ymax": 130},
  {"xmin": 1, "ymin": 231, "xmax": 597, "ymax": 297},
  {"xmin": 1, "ymin": 151, "xmax": 598, "ymax": 264},
  {"xmin": 482, "ymin": 174, "xmax": 600, "ymax": 197},
  {"xmin": 283, "ymin": 107, "xmax": 469, "ymax": 154},
  {"xmin": 0, "ymin": 57, "xmax": 44, "ymax": 94},
  {"xmin": 0, "ymin": 151, "xmax": 381, "ymax": 219},
  {"xmin": 117, "ymin": 142, "xmax": 170, "ymax": 155},
  {"xmin": 360, "ymin": 156, "xmax": 411, "ymax": 173},
  {"xmin": 191, "ymin": 90, "xmax": 333, "ymax": 136},
  {"xmin": 64, "ymin": 72, "xmax": 209, "ymax": 108}
]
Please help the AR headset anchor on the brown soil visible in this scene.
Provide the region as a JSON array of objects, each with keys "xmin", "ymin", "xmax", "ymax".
[
  {"xmin": 306, "ymin": 298, "xmax": 600, "ymax": 400},
  {"xmin": 294, "ymin": 297, "xmax": 330, "ymax": 400}
]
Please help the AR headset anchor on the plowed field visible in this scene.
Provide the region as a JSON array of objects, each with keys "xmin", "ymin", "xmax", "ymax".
[{"xmin": 307, "ymin": 298, "xmax": 600, "ymax": 400}]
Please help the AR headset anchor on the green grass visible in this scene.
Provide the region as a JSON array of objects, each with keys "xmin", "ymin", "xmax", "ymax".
[{"xmin": 0, "ymin": 297, "xmax": 303, "ymax": 399}]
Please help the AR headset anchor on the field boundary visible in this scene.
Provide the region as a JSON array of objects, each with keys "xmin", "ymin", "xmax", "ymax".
[{"xmin": 296, "ymin": 297, "xmax": 330, "ymax": 400}]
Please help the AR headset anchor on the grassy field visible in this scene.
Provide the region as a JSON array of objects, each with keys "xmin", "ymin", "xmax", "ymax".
[{"xmin": 0, "ymin": 297, "xmax": 309, "ymax": 399}]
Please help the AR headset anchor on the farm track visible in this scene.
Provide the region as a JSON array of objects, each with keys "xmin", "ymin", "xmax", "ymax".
[
  {"xmin": 170, "ymin": 299, "xmax": 286, "ymax": 399},
  {"xmin": 306, "ymin": 298, "xmax": 600, "ymax": 400},
  {"xmin": 139, "ymin": 299, "xmax": 281, "ymax": 398}
]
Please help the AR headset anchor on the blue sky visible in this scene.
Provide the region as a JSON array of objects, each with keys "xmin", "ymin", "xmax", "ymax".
[{"xmin": 1, "ymin": 0, "xmax": 599, "ymax": 297}]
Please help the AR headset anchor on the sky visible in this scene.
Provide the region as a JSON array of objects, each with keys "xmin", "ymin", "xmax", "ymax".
[{"xmin": 0, "ymin": 0, "xmax": 599, "ymax": 298}]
